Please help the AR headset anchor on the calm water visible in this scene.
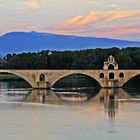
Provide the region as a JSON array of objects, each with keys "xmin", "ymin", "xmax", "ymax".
[{"xmin": 0, "ymin": 81, "xmax": 140, "ymax": 140}]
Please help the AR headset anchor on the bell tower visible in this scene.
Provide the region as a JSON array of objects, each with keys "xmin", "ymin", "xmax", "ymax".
[{"xmin": 103, "ymin": 55, "xmax": 118, "ymax": 70}]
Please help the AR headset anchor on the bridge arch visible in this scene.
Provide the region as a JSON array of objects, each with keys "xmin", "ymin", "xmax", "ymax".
[
  {"xmin": 123, "ymin": 74, "xmax": 140, "ymax": 87},
  {"xmin": 0, "ymin": 71, "xmax": 33, "ymax": 87},
  {"xmin": 51, "ymin": 73, "xmax": 101, "ymax": 87},
  {"xmin": 108, "ymin": 64, "xmax": 114, "ymax": 70}
]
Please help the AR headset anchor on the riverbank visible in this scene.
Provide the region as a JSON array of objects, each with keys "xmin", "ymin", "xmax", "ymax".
[{"xmin": 0, "ymin": 74, "xmax": 23, "ymax": 81}]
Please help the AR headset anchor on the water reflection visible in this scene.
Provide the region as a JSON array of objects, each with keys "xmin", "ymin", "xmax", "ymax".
[
  {"xmin": 0, "ymin": 81, "xmax": 140, "ymax": 140},
  {"xmin": 99, "ymin": 89, "xmax": 119, "ymax": 119},
  {"xmin": 0, "ymin": 81, "xmax": 140, "ymax": 119},
  {"xmin": 9, "ymin": 88, "xmax": 99, "ymax": 104},
  {"xmin": 1, "ymin": 85, "xmax": 140, "ymax": 119},
  {"xmin": 95, "ymin": 88, "xmax": 134, "ymax": 119}
]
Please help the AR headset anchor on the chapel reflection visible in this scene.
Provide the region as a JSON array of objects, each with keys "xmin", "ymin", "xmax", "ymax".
[{"xmin": 97, "ymin": 88, "xmax": 132, "ymax": 118}]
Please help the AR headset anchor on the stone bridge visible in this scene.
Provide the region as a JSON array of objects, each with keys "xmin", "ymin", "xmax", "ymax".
[
  {"xmin": 0, "ymin": 69, "xmax": 139, "ymax": 89},
  {"xmin": 0, "ymin": 55, "xmax": 139, "ymax": 89}
]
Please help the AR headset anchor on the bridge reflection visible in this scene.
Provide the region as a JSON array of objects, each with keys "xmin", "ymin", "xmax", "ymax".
[{"xmin": 4, "ymin": 88, "xmax": 140, "ymax": 118}]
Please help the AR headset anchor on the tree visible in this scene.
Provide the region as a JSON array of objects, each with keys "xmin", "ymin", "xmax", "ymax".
[
  {"xmin": 1, "ymin": 47, "xmax": 140, "ymax": 70},
  {"xmin": 116, "ymin": 51, "xmax": 135, "ymax": 69}
]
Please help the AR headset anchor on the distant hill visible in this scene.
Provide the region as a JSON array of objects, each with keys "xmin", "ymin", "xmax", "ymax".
[{"xmin": 0, "ymin": 31, "xmax": 140, "ymax": 55}]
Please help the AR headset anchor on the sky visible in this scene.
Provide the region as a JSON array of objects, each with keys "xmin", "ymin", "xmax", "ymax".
[{"xmin": 0, "ymin": 0, "xmax": 140, "ymax": 41}]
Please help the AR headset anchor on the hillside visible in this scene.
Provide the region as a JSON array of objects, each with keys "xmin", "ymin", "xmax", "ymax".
[{"xmin": 0, "ymin": 31, "xmax": 140, "ymax": 55}]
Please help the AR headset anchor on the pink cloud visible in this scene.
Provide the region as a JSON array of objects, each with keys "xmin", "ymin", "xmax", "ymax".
[
  {"xmin": 44, "ymin": 10, "xmax": 140, "ymax": 39},
  {"xmin": 1, "ymin": 10, "xmax": 139, "ymax": 41},
  {"xmin": 86, "ymin": 23, "xmax": 140, "ymax": 41},
  {"xmin": 104, "ymin": 24, "xmax": 140, "ymax": 37}
]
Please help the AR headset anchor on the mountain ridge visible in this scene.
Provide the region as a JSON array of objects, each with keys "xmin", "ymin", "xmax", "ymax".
[{"xmin": 0, "ymin": 31, "xmax": 140, "ymax": 55}]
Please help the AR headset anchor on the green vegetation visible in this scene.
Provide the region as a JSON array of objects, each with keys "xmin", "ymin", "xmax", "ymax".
[
  {"xmin": 0, "ymin": 47, "xmax": 140, "ymax": 69},
  {"xmin": 0, "ymin": 74, "xmax": 22, "ymax": 81},
  {"xmin": 52, "ymin": 74, "xmax": 100, "ymax": 88}
]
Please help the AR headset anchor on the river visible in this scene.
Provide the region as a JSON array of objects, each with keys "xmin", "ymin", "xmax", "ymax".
[{"xmin": 0, "ymin": 81, "xmax": 140, "ymax": 140}]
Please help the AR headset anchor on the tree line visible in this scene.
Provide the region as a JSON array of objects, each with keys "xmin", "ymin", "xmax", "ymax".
[{"xmin": 0, "ymin": 47, "xmax": 140, "ymax": 69}]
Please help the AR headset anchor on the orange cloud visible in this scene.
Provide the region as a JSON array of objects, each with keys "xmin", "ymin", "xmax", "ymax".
[
  {"xmin": 63, "ymin": 12, "xmax": 101, "ymax": 27},
  {"xmin": 62, "ymin": 10, "xmax": 140, "ymax": 27},
  {"xmin": 108, "ymin": 10, "xmax": 140, "ymax": 21},
  {"xmin": 44, "ymin": 9, "xmax": 140, "ymax": 40},
  {"xmin": 9, "ymin": 9, "xmax": 139, "ymax": 40}
]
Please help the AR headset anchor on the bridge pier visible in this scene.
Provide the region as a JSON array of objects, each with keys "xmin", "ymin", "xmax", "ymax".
[
  {"xmin": 35, "ymin": 82, "xmax": 50, "ymax": 89},
  {"xmin": 100, "ymin": 80, "xmax": 125, "ymax": 88}
]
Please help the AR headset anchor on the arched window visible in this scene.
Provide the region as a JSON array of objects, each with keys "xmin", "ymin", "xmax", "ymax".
[
  {"xmin": 39, "ymin": 74, "xmax": 45, "ymax": 82},
  {"xmin": 108, "ymin": 64, "xmax": 114, "ymax": 70},
  {"xmin": 119, "ymin": 73, "xmax": 124, "ymax": 78},
  {"xmin": 100, "ymin": 73, "xmax": 104, "ymax": 78},
  {"xmin": 109, "ymin": 73, "xmax": 114, "ymax": 79}
]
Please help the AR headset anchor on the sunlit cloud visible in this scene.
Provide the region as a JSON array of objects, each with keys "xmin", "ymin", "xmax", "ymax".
[
  {"xmin": 107, "ymin": 10, "xmax": 140, "ymax": 21},
  {"xmin": 22, "ymin": 0, "xmax": 42, "ymax": 10},
  {"xmin": 63, "ymin": 12, "xmax": 102, "ymax": 27},
  {"xmin": 0, "ymin": 0, "xmax": 140, "ymax": 41},
  {"xmin": 62, "ymin": 10, "xmax": 140, "ymax": 28},
  {"xmin": 43, "ymin": 9, "xmax": 140, "ymax": 40}
]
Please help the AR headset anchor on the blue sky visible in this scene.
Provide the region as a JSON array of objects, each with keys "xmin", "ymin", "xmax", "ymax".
[{"xmin": 0, "ymin": 0, "xmax": 140, "ymax": 41}]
